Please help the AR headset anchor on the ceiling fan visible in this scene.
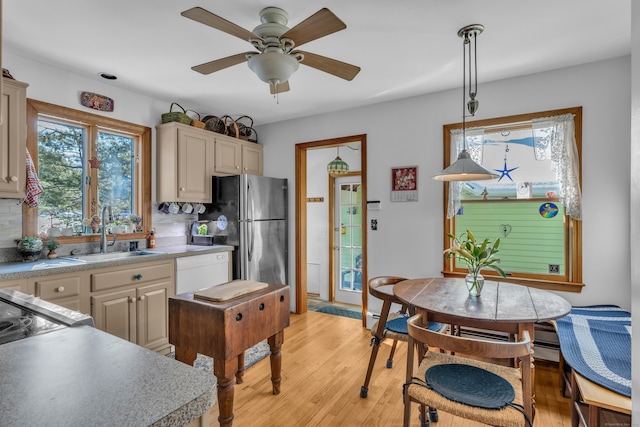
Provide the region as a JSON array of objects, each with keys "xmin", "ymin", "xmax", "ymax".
[{"xmin": 181, "ymin": 6, "xmax": 361, "ymax": 94}]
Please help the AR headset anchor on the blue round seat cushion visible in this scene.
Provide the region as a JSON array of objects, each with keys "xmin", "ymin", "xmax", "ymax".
[
  {"xmin": 385, "ymin": 316, "xmax": 441, "ymax": 334},
  {"xmin": 425, "ymin": 363, "xmax": 515, "ymax": 409}
]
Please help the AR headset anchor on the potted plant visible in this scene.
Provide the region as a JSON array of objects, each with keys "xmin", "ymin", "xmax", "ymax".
[
  {"xmin": 17, "ymin": 236, "xmax": 44, "ymax": 262},
  {"xmin": 46, "ymin": 237, "xmax": 61, "ymax": 259},
  {"xmin": 444, "ymin": 229, "xmax": 506, "ymax": 297}
]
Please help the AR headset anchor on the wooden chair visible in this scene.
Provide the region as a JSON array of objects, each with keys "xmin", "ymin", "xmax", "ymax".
[
  {"xmin": 360, "ymin": 276, "xmax": 447, "ymax": 398},
  {"xmin": 360, "ymin": 276, "xmax": 409, "ymax": 398},
  {"xmin": 404, "ymin": 313, "xmax": 533, "ymax": 427}
]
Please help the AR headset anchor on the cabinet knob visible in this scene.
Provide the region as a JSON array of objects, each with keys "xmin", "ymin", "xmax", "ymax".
[
  {"xmin": 243, "ymin": 167, "xmax": 247, "ymax": 171},
  {"xmin": 134, "ymin": 274, "xmax": 143, "ymax": 280},
  {"xmin": 235, "ymin": 165, "xmax": 240, "ymax": 170},
  {"xmin": 139, "ymin": 295, "xmax": 145, "ymax": 301},
  {"xmin": 130, "ymin": 297, "xmax": 136, "ymax": 303},
  {"xmin": 56, "ymin": 286, "xmax": 65, "ymax": 293},
  {"xmin": 180, "ymin": 187, "xmax": 186, "ymax": 191},
  {"xmin": 10, "ymin": 176, "xmax": 18, "ymax": 182}
]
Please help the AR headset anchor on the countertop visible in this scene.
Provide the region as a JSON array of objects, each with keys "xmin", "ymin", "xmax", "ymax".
[
  {"xmin": 0, "ymin": 325, "xmax": 216, "ymax": 426},
  {"xmin": 0, "ymin": 244, "xmax": 234, "ymax": 281}
]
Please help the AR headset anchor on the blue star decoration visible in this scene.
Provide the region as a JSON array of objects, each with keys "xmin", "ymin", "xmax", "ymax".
[{"xmin": 494, "ymin": 160, "xmax": 519, "ymax": 182}]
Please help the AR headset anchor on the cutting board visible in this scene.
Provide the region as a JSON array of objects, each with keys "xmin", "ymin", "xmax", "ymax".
[{"xmin": 194, "ymin": 280, "xmax": 269, "ymax": 302}]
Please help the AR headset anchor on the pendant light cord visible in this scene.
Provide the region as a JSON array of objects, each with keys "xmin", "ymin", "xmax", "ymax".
[{"xmin": 462, "ymin": 32, "xmax": 467, "ymax": 151}]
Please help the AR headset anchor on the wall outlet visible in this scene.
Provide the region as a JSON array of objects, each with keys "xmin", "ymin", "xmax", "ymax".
[
  {"xmin": 371, "ymin": 219, "xmax": 378, "ymax": 231},
  {"xmin": 548, "ymin": 264, "xmax": 560, "ymax": 274}
]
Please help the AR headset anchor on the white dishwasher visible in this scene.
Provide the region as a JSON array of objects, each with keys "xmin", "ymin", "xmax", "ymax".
[{"xmin": 176, "ymin": 252, "xmax": 230, "ymax": 294}]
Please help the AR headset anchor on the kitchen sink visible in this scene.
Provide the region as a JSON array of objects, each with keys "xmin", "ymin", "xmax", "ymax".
[{"xmin": 63, "ymin": 250, "xmax": 166, "ymax": 263}]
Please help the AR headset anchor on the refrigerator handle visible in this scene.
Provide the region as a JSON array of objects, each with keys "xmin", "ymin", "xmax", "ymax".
[{"xmin": 248, "ymin": 219, "xmax": 255, "ymax": 262}]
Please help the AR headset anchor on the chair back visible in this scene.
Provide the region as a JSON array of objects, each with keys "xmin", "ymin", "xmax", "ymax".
[
  {"xmin": 368, "ymin": 276, "xmax": 407, "ymax": 303},
  {"xmin": 408, "ymin": 314, "xmax": 531, "ymax": 360}
]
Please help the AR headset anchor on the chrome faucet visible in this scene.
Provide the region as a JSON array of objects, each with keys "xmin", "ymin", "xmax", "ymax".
[{"xmin": 100, "ymin": 204, "xmax": 116, "ymax": 253}]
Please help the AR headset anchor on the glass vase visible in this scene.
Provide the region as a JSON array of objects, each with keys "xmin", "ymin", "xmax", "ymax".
[{"xmin": 465, "ymin": 273, "xmax": 484, "ymax": 297}]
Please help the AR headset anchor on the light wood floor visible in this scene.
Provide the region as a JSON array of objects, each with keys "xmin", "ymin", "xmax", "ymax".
[{"xmin": 207, "ymin": 310, "xmax": 572, "ymax": 426}]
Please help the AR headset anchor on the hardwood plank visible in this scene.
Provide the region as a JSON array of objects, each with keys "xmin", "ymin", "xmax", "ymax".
[{"xmin": 207, "ymin": 311, "xmax": 572, "ymax": 426}]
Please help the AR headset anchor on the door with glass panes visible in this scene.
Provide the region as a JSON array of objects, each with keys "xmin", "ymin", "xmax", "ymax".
[{"xmin": 334, "ymin": 176, "xmax": 362, "ymax": 305}]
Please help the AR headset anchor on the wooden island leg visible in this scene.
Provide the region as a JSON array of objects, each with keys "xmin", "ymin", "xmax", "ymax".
[
  {"xmin": 174, "ymin": 346, "xmax": 197, "ymax": 366},
  {"xmin": 235, "ymin": 351, "xmax": 245, "ymax": 384},
  {"xmin": 268, "ymin": 330, "xmax": 284, "ymax": 395},
  {"xmin": 213, "ymin": 356, "xmax": 239, "ymax": 427}
]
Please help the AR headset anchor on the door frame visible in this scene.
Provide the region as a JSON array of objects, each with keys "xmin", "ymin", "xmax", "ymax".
[{"xmin": 295, "ymin": 134, "xmax": 368, "ymax": 325}]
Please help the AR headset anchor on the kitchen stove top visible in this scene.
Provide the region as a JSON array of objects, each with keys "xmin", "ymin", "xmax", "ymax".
[
  {"xmin": 0, "ymin": 299, "xmax": 65, "ymax": 345},
  {"xmin": 0, "ymin": 289, "xmax": 94, "ymax": 346}
]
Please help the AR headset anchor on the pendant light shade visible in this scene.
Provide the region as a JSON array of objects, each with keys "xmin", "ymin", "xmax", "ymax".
[
  {"xmin": 327, "ymin": 148, "xmax": 349, "ymax": 174},
  {"xmin": 432, "ymin": 24, "xmax": 498, "ymax": 182},
  {"xmin": 432, "ymin": 150, "xmax": 498, "ymax": 181}
]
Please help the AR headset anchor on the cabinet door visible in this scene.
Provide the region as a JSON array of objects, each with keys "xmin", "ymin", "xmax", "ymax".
[
  {"xmin": 177, "ymin": 128, "xmax": 210, "ymax": 202},
  {"xmin": 241, "ymin": 142, "xmax": 263, "ymax": 176},
  {"xmin": 0, "ymin": 78, "xmax": 27, "ymax": 198},
  {"xmin": 137, "ymin": 280, "xmax": 173, "ymax": 351},
  {"xmin": 92, "ymin": 288, "xmax": 137, "ymax": 343},
  {"xmin": 214, "ymin": 137, "xmax": 241, "ymax": 175}
]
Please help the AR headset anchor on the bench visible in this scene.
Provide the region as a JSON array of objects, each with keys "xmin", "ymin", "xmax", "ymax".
[{"xmin": 553, "ymin": 306, "xmax": 631, "ymax": 427}]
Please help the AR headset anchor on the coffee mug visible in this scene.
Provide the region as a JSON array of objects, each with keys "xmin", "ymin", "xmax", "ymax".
[
  {"xmin": 195, "ymin": 203, "xmax": 206, "ymax": 214},
  {"xmin": 182, "ymin": 202, "xmax": 193, "ymax": 214},
  {"xmin": 158, "ymin": 202, "xmax": 170, "ymax": 214},
  {"xmin": 168, "ymin": 202, "xmax": 179, "ymax": 214}
]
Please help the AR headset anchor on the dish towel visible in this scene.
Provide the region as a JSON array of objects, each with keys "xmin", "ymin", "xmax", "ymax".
[{"xmin": 23, "ymin": 148, "xmax": 43, "ymax": 207}]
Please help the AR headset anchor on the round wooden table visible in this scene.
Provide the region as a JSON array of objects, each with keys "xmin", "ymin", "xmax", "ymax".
[
  {"xmin": 394, "ymin": 277, "xmax": 571, "ymax": 404},
  {"xmin": 394, "ymin": 277, "xmax": 571, "ymax": 333}
]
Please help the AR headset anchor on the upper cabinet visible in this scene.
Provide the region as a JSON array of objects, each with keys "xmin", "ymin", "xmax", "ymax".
[
  {"xmin": 213, "ymin": 133, "xmax": 263, "ymax": 176},
  {"xmin": 0, "ymin": 78, "xmax": 28, "ymax": 198},
  {"xmin": 156, "ymin": 122, "xmax": 213, "ymax": 203},
  {"xmin": 156, "ymin": 122, "xmax": 263, "ymax": 203}
]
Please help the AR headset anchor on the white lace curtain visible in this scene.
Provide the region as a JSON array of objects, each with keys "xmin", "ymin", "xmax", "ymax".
[
  {"xmin": 447, "ymin": 113, "xmax": 582, "ymax": 220},
  {"xmin": 531, "ymin": 114, "xmax": 582, "ymax": 219}
]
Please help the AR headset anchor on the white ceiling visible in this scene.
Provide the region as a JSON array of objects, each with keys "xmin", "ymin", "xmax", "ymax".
[{"xmin": 4, "ymin": 1, "xmax": 631, "ymax": 126}]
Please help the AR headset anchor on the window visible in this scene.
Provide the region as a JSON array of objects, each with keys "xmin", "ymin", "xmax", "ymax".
[
  {"xmin": 25, "ymin": 100, "xmax": 152, "ymax": 241},
  {"xmin": 442, "ymin": 107, "xmax": 583, "ymax": 292}
]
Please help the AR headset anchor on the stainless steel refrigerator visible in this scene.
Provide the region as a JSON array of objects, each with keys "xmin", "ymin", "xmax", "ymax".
[{"xmin": 200, "ymin": 174, "xmax": 288, "ymax": 285}]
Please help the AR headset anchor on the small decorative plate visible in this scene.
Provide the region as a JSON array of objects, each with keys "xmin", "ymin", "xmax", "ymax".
[{"xmin": 80, "ymin": 91, "xmax": 114, "ymax": 112}]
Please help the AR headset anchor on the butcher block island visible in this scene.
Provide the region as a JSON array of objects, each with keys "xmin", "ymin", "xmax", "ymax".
[{"xmin": 169, "ymin": 281, "xmax": 290, "ymax": 427}]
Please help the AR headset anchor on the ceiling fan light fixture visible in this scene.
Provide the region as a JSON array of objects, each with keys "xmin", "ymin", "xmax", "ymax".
[{"xmin": 248, "ymin": 51, "xmax": 300, "ymax": 85}]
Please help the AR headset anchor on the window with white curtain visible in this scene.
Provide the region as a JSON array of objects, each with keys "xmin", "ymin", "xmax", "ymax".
[{"xmin": 442, "ymin": 107, "xmax": 583, "ymax": 292}]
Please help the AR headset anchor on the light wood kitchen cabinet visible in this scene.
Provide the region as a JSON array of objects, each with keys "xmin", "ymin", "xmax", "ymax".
[
  {"xmin": 0, "ymin": 278, "xmax": 28, "ymax": 293},
  {"xmin": 90, "ymin": 260, "xmax": 175, "ymax": 353},
  {"xmin": 28, "ymin": 271, "xmax": 90, "ymax": 314},
  {"xmin": 156, "ymin": 122, "xmax": 213, "ymax": 203},
  {"xmin": 214, "ymin": 133, "xmax": 263, "ymax": 176},
  {"xmin": 0, "ymin": 77, "xmax": 28, "ymax": 198}
]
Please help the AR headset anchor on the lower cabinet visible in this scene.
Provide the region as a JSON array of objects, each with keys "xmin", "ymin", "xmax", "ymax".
[
  {"xmin": 8, "ymin": 258, "xmax": 177, "ymax": 354},
  {"xmin": 91, "ymin": 260, "xmax": 175, "ymax": 354}
]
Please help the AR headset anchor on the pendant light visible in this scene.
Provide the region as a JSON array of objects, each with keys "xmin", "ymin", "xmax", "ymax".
[
  {"xmin": 432, "ymin": 24, "xmax": 499, "ymax": 181},
  {"xmin": 327, "ymin": 147, "xmax": 349, "ymax": 174}
]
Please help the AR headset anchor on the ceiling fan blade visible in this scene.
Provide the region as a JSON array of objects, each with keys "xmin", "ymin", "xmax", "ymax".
[
  {"xmin": 270, "ymin": 80, "xmax": 291, "ymax": 95},
  {"xmin": 181, "ymin": 7, "xmax": 259, "ymax": 43},
  {"xmin": 294, "ymin": 51, "xmax": 361, "ymax": 81},
  {"xmin": 281, "ymin": 8, "xmax": 346, "ymax": 48},
  {"xmin": 192, "ymin": 52, "xmax": 254, "ymax": 75}
]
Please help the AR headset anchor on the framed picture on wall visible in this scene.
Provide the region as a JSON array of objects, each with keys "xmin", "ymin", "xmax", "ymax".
[{"xmin": 391, "ymin": 166, "xmax": 418, "ymax": 202}]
